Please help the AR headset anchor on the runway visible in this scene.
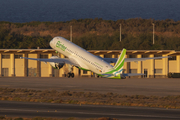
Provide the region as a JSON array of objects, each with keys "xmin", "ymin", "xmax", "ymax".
[
  {"xmin": 0, "ymin": 77, "xmax": 180, "ymax": 96},
  {"xmin": 0, "ymin": 100, "xmax": 180, "ymax": 120}
]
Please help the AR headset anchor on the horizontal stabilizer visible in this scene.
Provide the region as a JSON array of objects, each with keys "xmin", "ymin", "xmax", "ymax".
[{"xmin": 101, "ymin": 74, "xmax": 113, "ymax": 76}]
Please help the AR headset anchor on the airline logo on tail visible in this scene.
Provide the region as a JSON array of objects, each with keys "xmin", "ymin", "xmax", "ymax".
[{"xmin": 103, "ymin": 49, "xmax": 126, "ymax": 79}]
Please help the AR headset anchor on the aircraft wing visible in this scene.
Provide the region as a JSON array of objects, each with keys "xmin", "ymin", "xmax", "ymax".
[
  {"xmin": 101, "ymin": 56, "xmax": 170, "ymax": 63},
  {"xmin": 20, "ymin": 57, "xmax": 80, "ymax": 66}
]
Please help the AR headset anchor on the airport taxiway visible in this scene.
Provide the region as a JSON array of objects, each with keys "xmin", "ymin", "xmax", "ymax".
[
  {"xmin": 0, "ymin": 100, "xmax": 180, "ymax": 120},
  {"xmin": 0, "ymin": 77, "xmax": 180, "ymax": 96}
]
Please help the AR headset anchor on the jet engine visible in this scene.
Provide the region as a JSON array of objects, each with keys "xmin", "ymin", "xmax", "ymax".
[
  {"xmin": 49, "ymin": 56, "xmax": 65, "ymax": 69},
  {"xmin": 120, "ymin": 74, "xmax": 126, "ymax": 79}
]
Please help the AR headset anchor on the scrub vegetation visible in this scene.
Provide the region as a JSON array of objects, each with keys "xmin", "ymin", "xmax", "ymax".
[
  {"xmin": 0, "ymin": 88, "xmax": 180, "ymax": 109},
  {"xmin": 0, "ymin": 18, "xmax": 180, "ymax": 50}
]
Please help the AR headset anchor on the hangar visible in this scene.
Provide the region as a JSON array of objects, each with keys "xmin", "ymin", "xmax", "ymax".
[{"xmin": 0, "ymin": 49, "xmax": 179, "ymax": 78}]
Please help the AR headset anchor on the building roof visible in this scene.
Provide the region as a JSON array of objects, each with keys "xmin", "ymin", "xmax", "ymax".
[{"xmin": 0, "ymin": 49, "xmax": 179, "ymax": 55}]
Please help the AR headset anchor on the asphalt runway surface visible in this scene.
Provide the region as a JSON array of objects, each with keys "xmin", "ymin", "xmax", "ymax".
[
  {"xmin": 0, "ymin": 100, "xmax": 180, "ymax": 120},
  {"xmin": 0, "ymin": 77, "xmax": 180, "ymax": 96}
]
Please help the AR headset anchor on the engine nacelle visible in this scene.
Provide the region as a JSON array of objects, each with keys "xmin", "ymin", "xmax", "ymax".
[
  {"xmin": 120, "ymin": 74, "xmax": 126, "ymax": 79},
  {"xmin": 49, "ymin": 56, "xmax": 65, "ymax": 69}
]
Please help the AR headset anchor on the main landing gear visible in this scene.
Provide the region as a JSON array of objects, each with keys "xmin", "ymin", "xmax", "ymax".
[
  {"xmin": 67, "ymin": 72, "xmax": 74, "ymax": 78},
  {"xmin": 65, "ymin": 64, "xmax": 74, "ymax": 78}
]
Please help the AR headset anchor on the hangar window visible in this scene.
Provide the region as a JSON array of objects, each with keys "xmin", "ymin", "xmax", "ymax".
[
  {"xmin": 154, "ymin": 54, "xmax": 162, "ymax": 60},
  {"xmin": 168, "ymin": 56, "xmax": 176, "ymax": 60},
  {"xmin": 142, "ymin": 54, "xmax": 149, "ymax": 58},
  {"xmin": 2, "ymin": 55, "xmax": 10, "ymax": 59},
  {"xmin": 154, "ymin": 54, "xmax": 162, "ymax": 57},
  {"xmin": 104, "ymin": 54, "xmax": 112, "ymax": 58},
  {"xmin": 129, "ymin": 55, "xmax": 137, "ymax": 58},
  {"xmin": 15, "ymin": 54, "xmax": 23, "ymax": 59},
  {"xmin": 40, "ymin": 54, "xmax": 48, "ymax": 58},
  {"xmin": 130, "ymin": 69, "xmax": 137, "ymax": 73},
  {"xmin": 155, "ymin": 69, "xmax": 162, "ymax": 74},
  {"xmin": 83, "ymin": 70, "xmax": 87, "ymax": 74},
  {"xmin": 113, "ymin": 54, "xmax": 118, "ymax": 58}
]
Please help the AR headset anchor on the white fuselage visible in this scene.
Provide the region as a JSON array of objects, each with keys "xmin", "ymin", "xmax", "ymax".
[{"xmin": 50, "ymin": 37, "xmax": 113, "ymax": 74}]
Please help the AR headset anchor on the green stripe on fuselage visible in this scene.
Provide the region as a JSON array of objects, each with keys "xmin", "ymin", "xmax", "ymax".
[{"xmin": 78, "ymin": 67, "xmax": 90, "ymax": 71}]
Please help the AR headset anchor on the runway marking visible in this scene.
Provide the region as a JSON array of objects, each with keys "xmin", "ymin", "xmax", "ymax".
[{"xmin": 0, "ymin": 108, "xmax": 180, "ymax": 119}]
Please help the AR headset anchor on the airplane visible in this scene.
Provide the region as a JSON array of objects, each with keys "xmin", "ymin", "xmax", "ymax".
[{"xmin": 21, "ymin": 36, "xmax": 169, "ymax": 79}]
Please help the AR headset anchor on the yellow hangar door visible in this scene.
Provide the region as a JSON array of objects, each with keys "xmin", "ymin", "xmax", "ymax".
[
  {"xmin": 2, "ymin": 68, "xmax": 9, "ymax": 77},
  {"xmin": 28, "ymin": 54, "xmax": 37, "ymax": 77},
  {"xmin": 2, "ymin": 54, "xmax": 10, "ymax": 77},
  {"xmin": 15, "ymin": 54, "xmax": 24, "ymax": 77},
  {"xmin": 40, "ymin": 62, "xmax": 49, "ymax": 77},
  {"xmin": 52, "ymin": 68, "xmax": 59, "ymax": 77},
  {"xmin": 40, "ymin": 54, "xmax": 49, "ymax": 77}
]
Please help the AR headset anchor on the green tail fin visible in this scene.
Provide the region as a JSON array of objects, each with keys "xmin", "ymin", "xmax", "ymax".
[{"xmin": 113, "ymin": 48, "xmax": 126, "ymax": 73}]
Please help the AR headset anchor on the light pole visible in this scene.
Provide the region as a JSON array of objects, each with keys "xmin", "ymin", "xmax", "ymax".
[
  {"xmin": 70, "ymin": 25, "xmax": 72, "ymax": 42},
  {"xmin": 152, "ymin": 23, "xmax": 155, "ymax": 44},
  {"xmin": 120, "ymin": 24, "xmax": 121, "ymax": 42}
]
